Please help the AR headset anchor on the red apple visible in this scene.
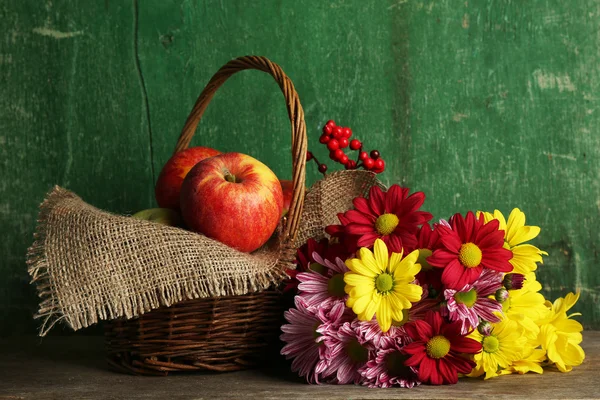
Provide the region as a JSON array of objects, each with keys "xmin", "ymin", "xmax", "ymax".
[
  {"xmin": 155, "ymin": 146, "xmax": 220, "ymax": 209},
  {"xmin": 280, "ymin": 179, "xmax": 294, "ymax": 217},
  {"xmin": 180, "ymin": 152, "xmax": 283, "ymax": 253}
]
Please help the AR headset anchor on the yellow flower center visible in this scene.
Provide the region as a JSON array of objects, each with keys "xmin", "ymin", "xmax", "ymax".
[
  {"xmin": 392, "ymin": 309, "xmax": 410, "ymax": 327},
  {"xmin": 417, "ymin": 248, "xmax": 433, "ymax": 271},
  {"xmin": 375, "ymin": 213, "xmax": 399, "ymax": 236},
  {"xmin": 327, "ymin": 273, "xmax": 347, "ymax": 297},
  {"xmin": 375, "ymin": 273, "xmax": 394, "ymax": 293},
  {"xmin": 426, "ymin": 335, "xmax": 451, "ymax": 359},
  {"xmin": 454, "ymin": 288, "xmax": 478, "ymax": 307},
  {"xmin": 458, "ymin": 242, "xmax": 483, "ymax": 268},
  {"xmin": 482, "ymin": 335, "xmax": 500, "ymax": 353},
  {"xmin": 309, "ymin": 262, "xmax": 327, "ymax": 275}
]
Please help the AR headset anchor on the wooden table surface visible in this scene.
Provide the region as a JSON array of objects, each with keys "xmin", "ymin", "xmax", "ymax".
[{"xmin": 0, "ymin": 332, "xmax": 598, "ymax": 399}]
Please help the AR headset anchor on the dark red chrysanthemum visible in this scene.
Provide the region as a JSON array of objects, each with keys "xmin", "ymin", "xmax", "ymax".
[
  {"xmin": 403, "ymin": 311, "xmax": 481, "ymax": 385},
  {"xmin": 284, "ymin": 238, "xmax": 349, "ymax": 293},
  {"xmin": 409, "ymin": 222, "xmax": 440, "ymax": 253},
  {"xmin": 325, "ymin": 213, "xmax": 362, "ymax": 255},
  {"xmin": 411, "ymin": 224, "xmax": 444, "ymax": 298},
  {"xmin": 427, "ymin": 211, "xmax": 513, "ymax": 290},
  {"xmin": 325, "ymin": 185, "xmax": 432, "ymax": 254}
]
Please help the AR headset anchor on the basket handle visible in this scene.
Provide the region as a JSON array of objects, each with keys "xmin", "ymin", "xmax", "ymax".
[{"xmin": 174, "ymin": 56, "xmax": 307, "ymax": 243}]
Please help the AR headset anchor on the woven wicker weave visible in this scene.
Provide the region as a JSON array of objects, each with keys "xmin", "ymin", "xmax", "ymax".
[{"xmin": 104, "ymin": 56, "xmax": 306, "ymax": 375}]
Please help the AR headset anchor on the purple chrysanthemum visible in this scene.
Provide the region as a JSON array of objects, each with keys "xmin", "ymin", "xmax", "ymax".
[
  {"xmin": 442, "ymin": 268, "xmax": 504, "ymax": 334},
  {"xmin": 360, "ymin": 338, "xmax": 420, "ymax": 388},
  {"xmin": 280, "ymin": 297, "xmax": 348, "ymax": 383},
  {"xmin": 320, "ymin": 321, "xmax": 375, "ymax": 384},
  {"xmin": 296, "ymin": 252, "xmax": 349, "ymax": 308}
]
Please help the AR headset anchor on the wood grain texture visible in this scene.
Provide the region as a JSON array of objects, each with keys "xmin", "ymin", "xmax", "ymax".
[
  {"xmin": 0, "ymin": 333, "xmax": 599, "ymax": 398},
  {"xmin": 0, "ymin": 0, "xmax": 598, "ymax": 335}
]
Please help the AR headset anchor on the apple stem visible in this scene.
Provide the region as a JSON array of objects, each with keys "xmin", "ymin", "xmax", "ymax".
[{"xmin": 224, "ymin": 170, "xmax": 236, "ymax": 183}]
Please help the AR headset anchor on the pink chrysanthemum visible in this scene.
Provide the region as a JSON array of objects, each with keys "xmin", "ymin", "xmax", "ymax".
[
  {"xmin": 320, "ymin": 322, "xmax": 375, "ymax": 384},
  {"xmin": 326, "ymin": 185, "xmax": 433, "ymax": 254},
  {"xmin": 280, "ymin": 298, "xmax": 348, "ymax": 383},
  {"xmin": 442, "ymin": 269, "xmax": 504, "ymax": 334},
  {"xmin": 360, "ymin": 338, "xmax": 420, "ymax": 388},
  {"xmin": 427, "ymin": 211, "xmax": 513, "ymax": 289},
  {"xmin": 297, "ymin": 253, "xmax": 349, "ymax": 308}
]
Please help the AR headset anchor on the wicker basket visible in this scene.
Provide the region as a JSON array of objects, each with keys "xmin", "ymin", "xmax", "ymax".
[{"xmin": 104, "ymin": 56, "xmax": 307, "ymax": 376}]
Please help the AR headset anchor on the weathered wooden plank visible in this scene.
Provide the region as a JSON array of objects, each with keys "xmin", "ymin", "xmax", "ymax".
[{"xmin": 0, "ymin": 334, "xmax": 599, "ymax": 398}]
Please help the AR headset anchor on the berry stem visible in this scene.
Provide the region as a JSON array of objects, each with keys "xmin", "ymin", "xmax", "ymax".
[
  {"xmin": 356, "ymin": 146, "xmax": 363, "ymax": 164},
  {"xmin": 310, "ymin": 152, "xmax": 327, "ymax": 177}
]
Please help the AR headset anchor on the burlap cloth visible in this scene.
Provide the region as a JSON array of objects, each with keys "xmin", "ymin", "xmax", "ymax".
[{"xmin": 27, "ymin": 170, "xmax": 383, "ymax": 335}]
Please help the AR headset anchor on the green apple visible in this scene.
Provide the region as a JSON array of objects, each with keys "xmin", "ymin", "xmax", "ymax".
[{"xmin": 132, "ymin": 208, "xmax": 181, "ymax": 227}]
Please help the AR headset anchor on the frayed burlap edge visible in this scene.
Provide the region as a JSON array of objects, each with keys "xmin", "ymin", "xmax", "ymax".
[
  {"xmin": 26, "ymin": 187, "xmax": 75, "ymax": 335},
  {"xmin": 26, "ymin": 170, "xmax": 382, "ymax": 336},
  {"xmin": 26, "ymin": 187, "xmax": 293, "ymax": 336}
]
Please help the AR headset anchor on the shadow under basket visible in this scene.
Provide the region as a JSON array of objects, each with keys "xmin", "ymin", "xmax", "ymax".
[{"xmin": 105, "ymin": 290, "xmax": 285, "ymax": 376}]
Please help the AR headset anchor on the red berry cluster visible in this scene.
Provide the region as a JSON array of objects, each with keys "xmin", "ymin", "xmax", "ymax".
[{"xmin": 307, "ymin": 120, "xmax": 385, "ymax": 176}]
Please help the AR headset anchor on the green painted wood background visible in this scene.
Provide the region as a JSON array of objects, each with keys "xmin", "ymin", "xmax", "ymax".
[{"xmin": 1, "ymin": 0, "xmax": 598, "ymax": 335}]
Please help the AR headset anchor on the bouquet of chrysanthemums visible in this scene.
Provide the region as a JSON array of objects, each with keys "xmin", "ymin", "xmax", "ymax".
[{"xmin": 280, "ymin": 183, "xmax": 585, "ymax": 387}]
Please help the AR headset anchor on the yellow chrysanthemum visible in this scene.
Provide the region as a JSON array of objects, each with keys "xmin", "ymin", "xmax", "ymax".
[
  {"xmin": 344, "ymin": 238, "xmax": 422, "ymax": 333},
  {"xmin": 498, "ymin": 340, "xmax": 546, "ymax": 376},
  {"xmin": 478, "ymin": 208, "xmax": 548, "ymax": 274},
  {"xmin": 467, "ymin": 317, "xmax": 527, "ymax": 379},
  {"xmin": 538, "ymin": 291, "xmax": 585, "ymax": 372},
  {"xmin": 502, "ymin": 272, "xmax": 550, "ymax": 339}
]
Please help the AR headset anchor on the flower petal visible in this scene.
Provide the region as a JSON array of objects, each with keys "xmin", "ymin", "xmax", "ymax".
[
  {"xmin": 385, "ymin": 185, "xmax": 405, "ymax": 214},
  {"xmin": 368, "ymin": 186, "xmax": 385, "ymax": 215},
  {"xmin": 350, "ymin": 293, "xmax": 372, "ymax": 315},
  {"xmin": 346, "ymin": 209, "xmax": 377, "ymax": 225},
  {"xmin": 346, "ymin": 223, "xmax": 377, "ymax": 235},
  {"xmin": 449, "ymin": 336, "xmax": 482, "ymax": 354},
  {"xmin": 376, "ymin": 296, "xmax": 392, "ymax": 333},
  {"xmin": 361, "ymin": 296, "xmax": 379, "ymax": 321},
  {"xmin": 345, "ymin": 259, "xmax": 377, "ymax": 278},
  {"xmin": 344, "ymin": 272, "xmax": 375, "ymax": 288},
  {"xmin": 358, "ymin": 247, "xmax": 384, "ymax": 274},
  {"xmin": 356, "ymin": 232, "xmax": 380, "ymax": 248},
  {"xmin": 506, "ymin": 208, "xmax": 526, "ymax": 243},
  {"xmin": 353, "ymin": 197, "xmax": 372, "ymax": 215},
  {"xmin": 393, "ymin": 284, "xmax": 423, "ymax": 304},
  {"xmin": 439, "ymin": 358, "xmax": 458, "ymax": 384},
  {"xmin": 441, "ymin": 259, "xmax": 465, "ymax": 288},
  {"xmin": 393, "ymin": 249, "xmax": 420, "ymax": 278},
  {"xmin": 373, "ymin": 238, "xmax": 389, "ymax": 271},
  {"xmin": 427, "ymin": 249, "xmax": 457, "ymax": 268}
]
